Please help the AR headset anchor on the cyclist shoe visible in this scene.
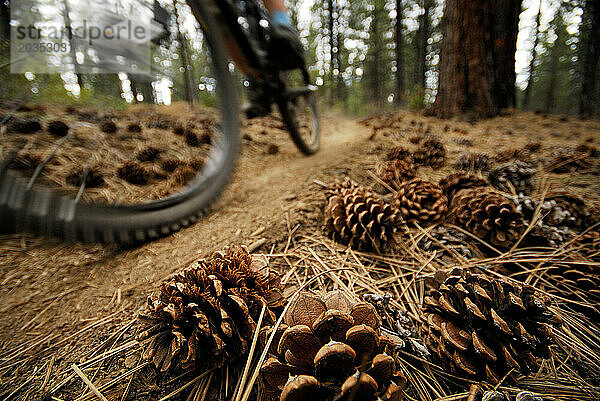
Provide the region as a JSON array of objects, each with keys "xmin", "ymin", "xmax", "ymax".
[{"xmin": 242, "ymin": 77, "xmax": 271, "ymax": 119}]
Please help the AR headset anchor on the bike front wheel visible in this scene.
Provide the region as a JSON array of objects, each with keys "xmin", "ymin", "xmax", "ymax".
[{"xmin": 0, "ymin": 0, "xmax": 239, "ymax": 244}]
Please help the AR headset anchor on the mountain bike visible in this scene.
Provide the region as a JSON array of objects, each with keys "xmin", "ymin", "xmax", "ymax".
[{"xmin": 0, "ymin": 0, "xmax": 320, "ymax": 244}]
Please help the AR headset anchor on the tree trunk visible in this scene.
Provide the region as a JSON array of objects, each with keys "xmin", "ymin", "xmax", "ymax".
[
  {"xmin": 395, "ymin": 0, "xmax": 404, "ymax": 104},
  {"xmin": 580, "ymin": 0, "xmax": 600, "ymax": 117},
  {"xmin": 416, "ymin": 0, "xmax": 432, "ymax": 88},
  {"xmin": 173, "ymin": 0, "xmax": 196, "ymax": 104},
  {"xmin": 523, "ymin": 0, "xmax": 542, "ymax": 110},
  {"xmin": 62, "ymin": 0, "xmax": 83, "ymax": 89},
  {"xmin": 492, "ymin": 0, "xmax": 521, "ymax": 109},
  {"xmin": 327, "ymin": 0, "xmax": 335, "ymax": 105},
  {"xmin": 544, "ymin": 48, "xmax": 558, "ymax": 113},
  {"xmin": 370, "ymin": 0, "xmax": 383, "ymax": 106},
  {"xmin": 434, "ymin": 0, "xmax": 497, "ymax": 118},
  {"xmin": 0, "ymin": 0, "xmax": 9, "ymax": 41}
]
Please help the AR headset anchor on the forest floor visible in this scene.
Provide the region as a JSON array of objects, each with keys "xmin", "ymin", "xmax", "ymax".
[{"xmin": 0, "ymin": 103, "xmax": 599, "ymax": 400}]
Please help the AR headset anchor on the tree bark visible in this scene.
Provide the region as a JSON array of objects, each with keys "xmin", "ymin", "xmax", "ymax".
[
  {"xmin": 434, "ymin": 0, "xmax": 496, "ymax": 118},
  {"xmin": 492, "ymin": 0, "xmax": 521, "ymax": 109},
  {"xmin": 173, "ymin": 0, "xmax": 196, "ymax": 104},
  {"xmin": 416, "ymin": 0, "xmax": 432, "ymax": 88},
  {"xmin": 434, "ymin": 0, "xmax": 521, "ymax": 119},
  {"xmin": 370, "ymin": 0, "xmax": 383, "ymax": 106},
  {"xmin": 523, "ymin": 0, "xmax": 542, "ymax": 110},
  {"xmin": 62, "ymin": 0, "xmax": 83, "ymax": 89},
  {"xmin": 580, "ymin": 0, "xmax": 600, "ymax": 117},
  {"xmin": 395, "ymin": 0, "xmax": 404, "ymax": 104}
]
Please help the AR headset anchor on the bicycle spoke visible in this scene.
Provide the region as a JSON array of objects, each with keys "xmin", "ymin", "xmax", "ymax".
[
  {"xmin": 26, "ymin": 131, "xmax": 74, "ymax": 189},
  {"xmin": 74, "ymin": 168, "xmax": 89, "ymax": 204}
]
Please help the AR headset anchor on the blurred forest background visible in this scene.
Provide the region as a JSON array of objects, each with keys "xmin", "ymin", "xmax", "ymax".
[{"xmin": 0, "ymin": 0, "xmax": 599, "ymax": 118}]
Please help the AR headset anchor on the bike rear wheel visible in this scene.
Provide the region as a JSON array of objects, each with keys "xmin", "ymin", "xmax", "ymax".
[
  {"xmin": 0, "ymin": 0, "xmax": 239, "ymax": 244},
  {"xmin": 277, "ymin": 70, "xmax": 320, "ymax": 155}
]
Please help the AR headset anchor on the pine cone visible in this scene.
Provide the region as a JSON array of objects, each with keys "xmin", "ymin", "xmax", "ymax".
[
  {"xmin": 100, "ymin": 120, "xmax": 117, "ymax": 133},
  {"xmin": 379, "ymin": 160, "xmax": 417, "ymax": 190},
  {"xmin": 161, "ymin": 159, "xmax": 186, "ymax": 173},
  {"xmin": 393, "ymin": 179, "xmax": 448, "ymax": 225},
  {"xmin": 509, "ymin": 194, "xmax": 575, "ymax": 248},
  {"xmin": 323, "ymin": 179, "xmax": 399, "ymax": 252},
  {"xmin": 421, "ymin": 269, "xmax": 561, "ymax": 383},
  {"xmin": 47, "ymin": 120, "xmax": 69, "ymax": 137},
  {"xmin": 259, "ymin": 291, "xmax": 405, "ymax": 401},
  {"xmin": 66, "ymin": 167, "xmax": 105, "ymax": 188},
  {"xmin": 413, "ymin": 225, "xmax": 477, "ymax": 262},
  {"xmin": 137, "ymin": 147, "xmax": 161, "ymax": 162},
  {"xmin": 138, "ymin": 247, "xmax": 283, "ymax": 373},
  {"xmin": 412, "ymin": 139, "xmax": 446, "ymax": 168},
  {"xmin": 362, "ymin": 293, "xmax": 427, "ymax": 358},
  {"xmin": 439, "ymin": 173, "xmax": 489, "ymax": 201},
  {"xmin": 454, "ymin": 152, "xmax": 492, "ymax": 172},
  {"xmin": 545, "ymin": 192, "xmax": 589, "ymax": 230},
  {"xmin": 117, "ymin": 161, "xmax": 150, "ymax": 185},
  {"xmin": 449, "ymin": 188, "xmax": 525, "ymax": 248},
  {"xmin": 7, "ymin": 117, "xmax": 42, "ymax": 133},
  {"xmin": 488, "ymin": 161, "xmax": 536, "ymax": 195},
  {"xmin": 385, "ymin": 146, "xmax": 411, "ymax": 161},
  {"xmin": 544, "ymin": 148, "xmax": 592, "ymax": 173}
]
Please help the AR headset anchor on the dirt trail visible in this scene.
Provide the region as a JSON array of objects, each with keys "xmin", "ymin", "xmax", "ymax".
[{"xmin": 0, "ymin": 115, "xmax": 371, "ymax": 350}]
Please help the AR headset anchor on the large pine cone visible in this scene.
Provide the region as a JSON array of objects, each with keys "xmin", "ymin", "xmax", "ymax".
[
  {"xmin": 421, "ymin": 269, "xmax": 561, "ymax": 383},
  {"xmin": 488, "ymin": 161, "xmax": 536, "ymax": 195},
  {"xmin": 439, "ymin": 173, "xmax": 488, "ymax": 202},
  {"xmin": 323, "ymin": 179, "xmax": 399, "ymax": 252},
  {"xmin": 137, "ymin": 247, "xmax": 283, "ymax": 373},
  {"xmin": 259, "ymin": 291, "xmax": 405, "ymax": 401},
  {"xmin": 380, "ymin": 160, "xmax": 417, "ymax": 190},
  {"xmin": 412, "ymin": 139, "xmax": 446, "ymax": 168},
  {"xmin": 393, "ymin": 179, "xmax": 448, "ymax": 225},
  {"xmin": 449, "ymin": 188, "xmax": 525, "ymax": 248}
]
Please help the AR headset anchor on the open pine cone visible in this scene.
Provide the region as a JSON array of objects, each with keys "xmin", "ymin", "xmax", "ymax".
[
  {"xmin": 488, "ymin": 161, "xmax": 536, "ymax": 195},
  {"xmin": 393, "ymin": 179, "xmax": 448, "ymax": 225},
  {"xmin": 439, "ymin": 173, "xmax": 489, "ymax": 202},
  {"xmin": 323, "ymin": 179, "xmax": 399, "ymax": 252},
  {"xmin": 259, "ymin": 291, "xmax": 406, "ymax": 401},
  {"xmin": 380, "ymin": 160, "xmax": 417, "ymax": 190},
  {"xmin": 421, "ymin": 269, "xmax": 561, "ymax": 383},
  {"xmin": 545, "ymin": 192, "xmax": 589, "ymax": 230},
  {"xmin": 412, "ymin": 139, "xmax": 446, "ymax": 168},
  {"xmin": 449, "ymin": 188, "xmax": 525, "ymax": 248},
  {"xmin": 137, "ymin": 247, "xmax": 283, "ymax": 373}
]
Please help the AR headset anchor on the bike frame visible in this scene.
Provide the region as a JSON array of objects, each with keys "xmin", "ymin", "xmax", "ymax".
[{"xmin": 187, "ymin": 0, "xmax": 314, "ymax": 101}]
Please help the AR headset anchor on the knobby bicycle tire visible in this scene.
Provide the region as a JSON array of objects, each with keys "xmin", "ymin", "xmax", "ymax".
[{"xmin": 0, "ymin": 0, "xmax": 240, "ymax": 244}]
